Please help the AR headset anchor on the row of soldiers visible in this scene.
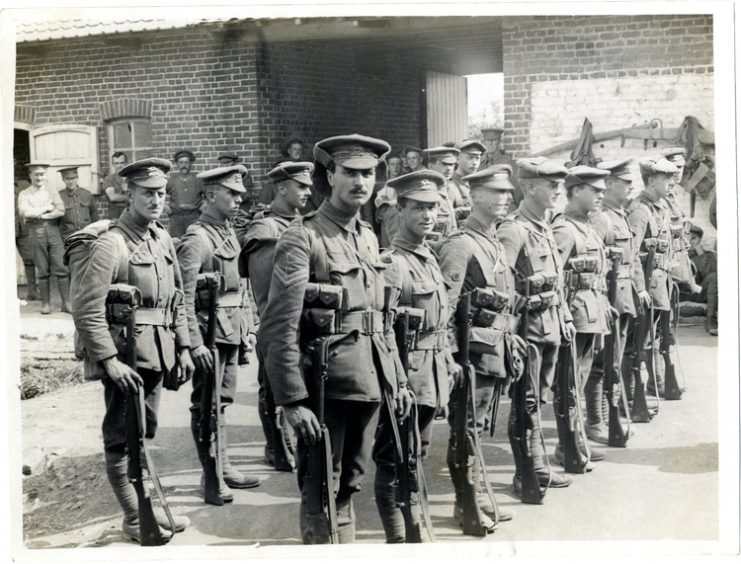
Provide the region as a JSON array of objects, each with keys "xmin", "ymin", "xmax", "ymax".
[{"xmin": 64, "ymin": 131, "xmax": 700, "ymax": 544}]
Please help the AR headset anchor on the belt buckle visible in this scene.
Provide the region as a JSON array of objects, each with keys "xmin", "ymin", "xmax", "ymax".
[{"xmin": 361, "ymin": 311, "xmax": 372, "ymax": 334}]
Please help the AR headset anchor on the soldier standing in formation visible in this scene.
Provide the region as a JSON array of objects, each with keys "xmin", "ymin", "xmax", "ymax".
[
  {"xmin": 423, "ymin": 146, "xmax": 462, "ymax": 243},
  {"xmin": 372, "ymin": 169, "xmax": 454, "ymax": 542},
  {"xmin": 439, "ymin": 164, "xmax": 523, "ymax": 529},
  {"xmin": 447, "ymin": 138, "xmax": 486, "ymax": 210},
  {"xmin": 551, "ymin": 166, "xmax": 611, "ymax": 469},
  {"xmin": 497, "ymin": 157, "xmax": 576, "ymax": 493},
  {"xmin": 177, "ymin": 164, "xmax": 261, "ymax": 505},
  {"xmin": 17, "ymin": 163, "xmax": 69, "ymax": 314},
  {"xmin": 70, "ymin": 157, "xmax": 194, "ymax": 543},
  {"xmin": 258, "ymin": 134, "xmax": 411, "ymax": 543},
  {"xmin": 589, "ymin": 158, "xmax": 641, "ymax": 442},
  {"xmin": 625, "ymin": 156, "xmax": 678, "ymax": 400},
  {"xmin": 239, "ymin": 161, "xmax": 315, "ymax": 471}
]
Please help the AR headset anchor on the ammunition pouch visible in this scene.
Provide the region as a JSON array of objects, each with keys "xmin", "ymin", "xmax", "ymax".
[
  {"xmin": 606, "ymin": 246, "xmax": 624, "ymax": 261},
  {"xmin": 653, "ymin": 254, "xmax": 673, "ymax": 272},
  {"xmin": 525, "ymin": 290, "xmax": 558, "ymax": 312},
  {"xmin": 470, "ymin": 287, "xmax": 511, "ymax": 313},
  {"xmin": 302, "ymin": 308, "xmax": 392, "ymax": 337},
  {"xmin": 655, "ymin": 238, "xmax": 670, "ymax": 254},
  {"xmin": 642, "ymin": 237, "xmax": 657, "ymax": 252},
  {"xmin": 305, "ymin": 283, "xmax": 347, "ymax": 311}
]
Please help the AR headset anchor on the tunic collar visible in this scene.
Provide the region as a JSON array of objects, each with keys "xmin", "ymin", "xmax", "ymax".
[
  {"xmin": 517, "ymin": 200, "xmax": 550, "ymax": 231},
  {"xmin": 118, "ymin": 208, "xmax": 156, "ymax": 239},
  {"xmin": 318, "ymin": 200, "xmax": 360, "ymax": 234},
  {"xmin": 392, "ymin": 232, "xmax": 434, "ymax": 261}
]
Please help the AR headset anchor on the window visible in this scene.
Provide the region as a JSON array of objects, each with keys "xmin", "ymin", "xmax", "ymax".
[{"xmin": 107, "ymin": 118, "xmax": 154, "ymax": 163}]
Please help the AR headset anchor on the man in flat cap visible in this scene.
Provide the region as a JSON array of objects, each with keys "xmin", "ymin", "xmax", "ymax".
[
  {"xmin": 496, "ymin": 157, "xmax": 576, "ymax": 495},
  {"xmin": 59, "ymin": 166, "xmax": 99, "ymax": 241},
  {"xmin": 258, "ymin": 134, "xmax": 412, "ymax": 543},
  {"xmin": 239, "ymin": 161, "xmax": 315, "ymax": 472},
  {"xmin": 479, "ymin": 128, "xmax": 523, "ymax": 210},
  {"xmin": 551, "ymin": 165, "xmax": 612, "ymax": 467},
  {"xmin": 625, "ymin": 156, "xmax": 678, "ymax": 401},
  {"xmin": 372, "ymin": 169, "xmax": 455, "ymax": 542},
  {"xmin": 217, "ymin": 152, "xmax": 257, "ymax": 196},
  {"xmin": 69, "ymin": 157, "xmax": 194, "ymax": 543},
  {"xmin": 17, "ymin": 162, "xmax": 68, "ymax": 314},
  {"xmin": 448, "ymin": 138, "xmax": 486, "ymax": 212},
  {"xmin": 166, "ymin": 150, "xmax": 205, "ymax": 239},
  {"xmin": 102, "ymin": 152, "xmax": 129, "ymax": 219},
  {"xmin": 177, "ymin": 164, "xmax": 261, "ymax": 505},
  {"xmin": 439, "ymin": 164, "xmax": 523, "ymax": 531},
  {"xmin": 588, "ymin": 158, "xmax": 642, "ymax": 440}
]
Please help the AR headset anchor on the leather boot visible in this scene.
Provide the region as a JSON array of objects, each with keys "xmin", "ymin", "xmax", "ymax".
[
  {"xmin": 24, "ymin": 265, "xmax": 39, "ymax": 300},
  {"xmin": 374, "ymin": 464, "xmax": 405, "ymax": 543},
  {"xmin": 190, "ymin": 409, "xmax": 232, "ymax": 504},
  {"xmin": 57, "ymin": 276, "xmax": 72, "ymax": 313},
  {"xmin": 220, "ymin": 415, "xmax": 261, "ymax": 489},
  {"xmin": 336, "ymin": 497, "xmax": 356, "ymax": 543},
  {"xmin": 39, "ymin": 278, "xmax": 51, "ymax": 314},
  {"xmin": 585, "ymin": 375, "xmax": 609, "ymax": 444}
]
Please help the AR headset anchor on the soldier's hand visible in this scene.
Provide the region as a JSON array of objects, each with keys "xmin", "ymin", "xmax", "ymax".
[
  {"xmin": 178, "ymin": 348, "xmax": 195, "ymax": 385},
  {"xmin": 563, "ymin": 321, "xmax": 577, "ymax": 342},
  {"xmin": 396, "ymin": 386, "xmax": 413, "ymax": 421},
  {"xmin": 689, "ymin": 281, "xmax": 702, "ymax": 295},
  {"xmin": 284, "ymin": 404, "xmax": 321, "ymax": 445},
  {"xmin": 609, "ymin": 305, "xmax": 620, "ymax": 322},
  {"xmin": 638, "ymin": 290, "xmax": 652, "ymax": 309},
  {"xmin": 192, "ymin": 344, "xmax": 213, "ymax": 374},
  {"xmin": 102, "ymin": 357, "xmax": 143, "ymax": 395},
  {"xmin": 448, "ymin": 362, "xmax": 463, "ymax": 390}
]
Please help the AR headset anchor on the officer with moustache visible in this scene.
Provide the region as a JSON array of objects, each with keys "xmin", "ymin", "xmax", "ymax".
[
  {"xmin": 439, "ymin": 164, "xmax": 525, "ymax": 530},
  {"xmin": 239, "ymin": 161, "xmax": 315, "ymax": 471},
  {"xmin": 497, "ymin": 157, "xmax": 576, "ymax": 495},
  {"xmin": 258, "ymin": 134, "xmax": 412, "ymax": 543}
]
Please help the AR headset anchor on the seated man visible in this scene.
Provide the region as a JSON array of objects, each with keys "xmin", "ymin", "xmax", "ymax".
[{"xmin": 686, "ymin": 224, "xmax": 718, "ymax": 336}]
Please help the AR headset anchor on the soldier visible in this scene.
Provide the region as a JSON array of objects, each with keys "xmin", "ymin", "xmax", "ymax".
[
  {"xmin": 258, "ymin": 134, "xmax": 412, "ymax": 543},
  {"xmin": 58, "ymin": 166, "xmax": 99, "ymax": 241},
  {"xmin": 374, "ymin": 154, "xmax": 403, "ymax": 248},
  {"xmin": 14, "ymin": 159, "xmax": 37, "ymax": 300},
  {"xmin": 424, "ymin": 146, "xmax": 462, "ymax": 234},
  {"xmin": 166, "ymin": 149, "xmax": 205, "ymax": 238},
  {"xmin": 102, "ymin": 152, "xmax": 129, "ymax": 219},
  {"xmin": 70, "ymin": 157, "xmax": 194, "ymax": 543},
  {"xmin": 625, "ymin": 156, "xmax": 678, "ymax": 400},
  {"xmin": 448, "ymin": 138, "xmax": 486, "ymax": 210},
  {"xmin": 372, "ymin": 169, "xmax": 455, "ymax": 542},
  {"xmin": 439, "ymin": 164, "xmax": 522, "ymax": 529},
  {"xmin": 551, "ymin": 166, "xmax": 612, "ymax": 468},
  {"xmin": 588, "ymin": 158, "xmax": 642, "ymax": 442},
  {"xmin": 217, "ymin": 152, "xmax": 257, "ymax": 201},
  {"xmin": 177, "ymin": 164, "xmax": 261, "ymax": 502},
  {"xmin": 17, "ymin": 162, "xmax": 69, "ymax": 314},
  {"xmin": 497, "ymin": 157, "xmax": 576, "ymax": 494},
  {"xmin": 479, "ymin": 128, "xmax": 523, "ymax": 210},
  {"xmin": 239, "ymin": 161, "xmax": 315, "ymax": 471},
  {"xmin": 687, "ymin": 223, "xmax": 718, "ymax": 335}
]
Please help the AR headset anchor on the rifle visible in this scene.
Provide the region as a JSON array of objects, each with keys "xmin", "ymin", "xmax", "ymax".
[
  {"xmin": 113, "ymin": 284, "xmax": 172, "ymax": 546},
  {"xmin": 511, "ymin": 279, "xmax": 546, "ymax": 504},
  {"xmin": 557, "ymin": 271, "xmax": 589, "ymax": 474},
  {"xmin": 662, "ymin": 283, "xmax": 683, "ymax": 400},
  {"xmin": 393, "ymin": 307, "xmax": 435, "ymax": 543},
  {"xmin": 643, "ymin": 242, "xmax": 662, "ymax": 414},
  {"xmin": 630, "ymin": 242, "xmax": 657, "ymax": 422},
  {"xmin": 197, "ymin": 273, "xmax": 225, "ymax": 506},
  {"xmin": 304, "ymin": 337, "xmax": 339, "ymax": 544},
  {"xmin": 451, "ymin": 293, "xmax": 492, "ymax": 535},
  {"xmin": 605, "ymin": 248, "xmax": 631, "ymax": 447}
]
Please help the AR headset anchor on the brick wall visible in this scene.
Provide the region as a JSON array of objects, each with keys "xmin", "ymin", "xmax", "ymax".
[
  {"xmin": 502, "ymin": 14, "xmax": 714, "ymax": 157},
  {"xmin": 501, "ymin": 14, "xmax": 715, "ymax": 244},
  {"xmin": 15, "ymin": 25, "xmax": 423, "ymax": 199}
]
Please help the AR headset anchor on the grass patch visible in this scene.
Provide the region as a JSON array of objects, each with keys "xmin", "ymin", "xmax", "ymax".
[{"xmin": 20, "ymin": 361, "xmax": 84, "ymax": 400}]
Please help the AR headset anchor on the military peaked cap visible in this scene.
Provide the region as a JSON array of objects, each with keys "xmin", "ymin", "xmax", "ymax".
[
  {"xmin": 516, "ymin": 156, "xmax": 568, "ymax": 180},
  {"xmin": 119, "ymin": 157, "xmax": 172, "ymax": 188},
  {"xmin": 387, "ymin": 169, "xmax": 445, "ymax": 203},
  {"xmin": 463, "ymin": 164, "xmax": 515, "ymax": 191},
  {"xmin": 564, "ymin": 165, "xmax": 609, "ymax": 190},
  {"xmin": 197, "ymin": 164, "xmax": 248, "ymax": 193},
  {"xmin": 267, "ymin": 161, "xmax": 314, "ymax": 186},
  {"xmin": 597, "ymin": 158, "xmax": 634, "ymax": 181}
]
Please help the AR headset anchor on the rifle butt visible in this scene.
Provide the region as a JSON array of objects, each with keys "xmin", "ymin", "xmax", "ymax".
[
  {"xmin": 607, "ymin": 404, "xmax": 629, "ymax": 447},
  {"xmin": 663, "ymin": 361, "xmax": 683, "ymax": 400}
]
